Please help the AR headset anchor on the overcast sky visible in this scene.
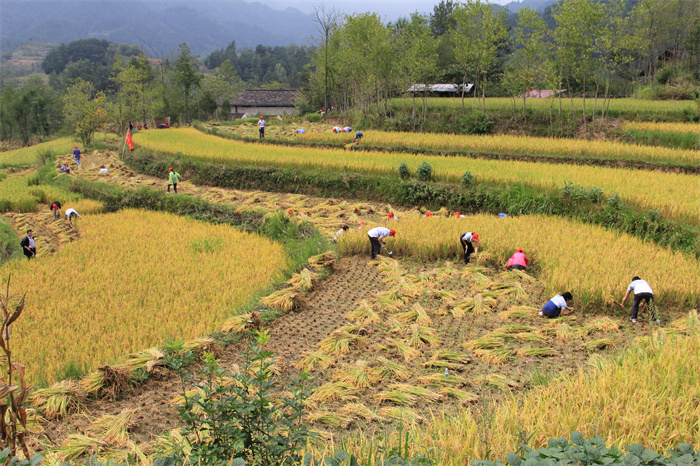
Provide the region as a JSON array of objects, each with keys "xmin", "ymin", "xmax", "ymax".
[{"xmin": 247, "ymin": 0, "xmax": 514, "ymax": 21}]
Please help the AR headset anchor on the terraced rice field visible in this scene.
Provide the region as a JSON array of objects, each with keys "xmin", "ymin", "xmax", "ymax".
[
  {"xmin": 134, "ymin": 128, "xmax": 699, "ymax": 222},
  {"xmin": 1, "ymin": 209, "xmax": 287, "ymax": 384}
]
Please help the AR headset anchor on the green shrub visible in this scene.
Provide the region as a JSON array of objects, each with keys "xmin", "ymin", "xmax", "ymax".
[
  {"xmin": 458, "ymin": 111, "xmax": 494, "ymax": 135},
  {"xmin": 165, "ymin": 331, "xmax": 314, "ymax": 465},
  {"xmin": 461, "ymin": 171, "xmax": 474, "ymax": 188},
  {"xmin": 398, "ymin": 162, "xmax": 411, "ymax": 180},
  {"xmin": 472, "ymin": 432, "xmax": 700, "ymax": 465},
  {"xmin": 305, "ymin": 113, "xmax": 322, "ymax": 123},
  {"xmin": 416, "ymin": 162, "xmax": 432, "ymax": 182}
]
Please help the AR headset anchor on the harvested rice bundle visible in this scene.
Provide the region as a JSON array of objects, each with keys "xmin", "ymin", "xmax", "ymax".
[
  {"xmin": 346, "ymin": 300, "xmax": 381, "ymax": 323},
  {"xmin": 339, "ymin": 403, "xmax": 385, "ymax": 422},
  {"xmin": 439, "ymin": 387, "xmax": 479, "ymax": 403},
  {"xmin": 295, "ymin": 351, "xmax": 336, "ymax": 372},
  {"xmin": 30, "ymin": 380, "xmax": 84, "ymax": 419}
]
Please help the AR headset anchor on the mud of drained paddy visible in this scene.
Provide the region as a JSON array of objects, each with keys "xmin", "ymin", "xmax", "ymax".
[{"xmin": 32, "ymin": 254, "xmax": 659, "ymax": 457}]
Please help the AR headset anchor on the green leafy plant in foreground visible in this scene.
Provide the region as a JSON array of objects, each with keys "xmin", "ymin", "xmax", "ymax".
[
  {"xmin": 165, "ymin": 330, "xmax": 314, "ymax": 465},
  {"xmin": 472, "ymin": 432, "xmax": 700, "ymax": 465}
]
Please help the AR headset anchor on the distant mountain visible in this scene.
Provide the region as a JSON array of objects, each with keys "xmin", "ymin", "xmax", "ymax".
[
  {"xmin": 0, "ymin": 0, "xmax": 318, "ymax": 56},
  {"xmin": 500, "ymin": 0, "xmax": 559, "ymax": 13}
]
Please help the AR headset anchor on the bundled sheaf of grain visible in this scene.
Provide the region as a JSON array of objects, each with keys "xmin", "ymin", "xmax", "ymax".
[
  {"xmin": 394, "ymin": 303, "xmax": 431, "ymax": 326},
  {"xmin": 386, "ymin": 317, "xmax": 407, "ymax": 333},
  {"xmin": 465, "ymin": 336, "xmax": 505, "ymax": 350},
  {"xmin": 388, "ymin": 383, "xmax": 442, "ymax": 402},
  {"xmin": 584, "ymin": 339, "xmax": 614, "ymax": 351},
  {"xmin": 427, "ymin": 350, "xmax": 470, "ymax": 365},
  {"xmin": 378, "ymin": 407, "xmax": 425, "ymax": 424},
  {"xmin": 30, "ymin": 380, "xmax": 84, "ymax": 419},
  {"xmin": 80, "ymin": 365, "xmax": 132, "ymax": 400},
  {"xmin": 473, "ymin": 347, "xmax": 513, "ymax": 365},
  {"xmin": 346, "ymin": 300, "xmax": 380, "ymax": 323},
  {"xmin": 417, "ymin": 373, "xmax": 468, "ymax": 388},
  {"xmin": 589, "ymin": 317, "xmax": 621, "ymax": 333},
  {"xmin": 516, "ymin": 347, "xmax": 557, "ymax": 358},
  {"xmin": 250, "ymin": 356, "xmax": 285, "ymax": 377},
  {"xmin": 182, "ymin": 337, "xmax": 220, "ymax": 354},
  {"xmin": 125, "ymin": 347, "xmax": 166, "ymax": 373},
  {"xmin": 439, "ymin": 387, "xmax": 480, "ymax": 403},
  {"xmin": 514, "ymin": 332, "xmax": 548, "ymax": 344},
  {"xmin": 376, "ymin": 258, "xmax": 405, "ymax": 279},
  {"xmin": 494, "ymin": 325, "xmax": 534, "ymax": 334},
  {"xmin": 307, "ymin": 251, "xmax": 336, "ymax": 271},
  {"xmin": 407, "ymin": 324, "xmax": 441, "ymax": 348},
  {"xmin": 87, "ymin": 408, "xmax": 139, "ymax": 446},
  {"xmin": 339, "ymin": 403, "xmax": 385, "ymax": 422},
  {"xmin": 375, "ymin": 357, "xmax": 411, "ymax": 381},
  {"xmin": 473, "ymin": 373, "xmax": 518, "ymax": 389},
  {"xmin": 295, "ymin": 351, "xmax": 336, "ymax": 372},
  {"xmin": 498, "ymin": 306, "xmax": 538, "ymax": 320},
  {"xmin": 377, "ymin": 294, "xmax": 406, "ymax": 313},
  {"xmin": 288, "ymin": 268, "xmax": 318, "ymax": 292},
  {"xmin": 311, "ymin": 382, "xmax": 357, "ymax": 403},
  {"xmin": 374, "ymin": 390, "xmax": 418, "ymax": 406},
  {"xmin": 307, "ymin": 410, "xmax": 352, "ymax": 428},
  {"xmin": 334, "ymin": 361, "xmax": 380, "ymax": 389},
  {"xmin": 58, "ymin": 434, "xmax": 103, "ymax": 462},
  {"xmin": 319, "ymin": 330, "xmax": 368, "ymax": 355},
  {"xmin": 260, "ymin": 287, "xmax": 304, "ymax": 312},
  {"xmin": 221, "ymin": 313, "xmax": 252, "ymax": 334}
]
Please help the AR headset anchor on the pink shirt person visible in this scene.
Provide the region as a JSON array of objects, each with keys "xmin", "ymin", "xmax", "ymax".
[{"xmin": 506, "ymin": 249, "xmax": 529, "ymax": 270}]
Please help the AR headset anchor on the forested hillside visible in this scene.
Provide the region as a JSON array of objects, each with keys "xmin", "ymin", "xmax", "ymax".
[
  {"xmin": 0, "ymin": 0, "xmax": 698, "ymax": 146},
  {"xmin": 0, "ymin": 0, "xmax": 317, "ymax": 55}
]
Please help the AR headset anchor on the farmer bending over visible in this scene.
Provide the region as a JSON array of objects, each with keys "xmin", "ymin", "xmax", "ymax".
[
  {"xmin": 506, "ymin": 248, "xmax": 528, "ymax": 270},
  {"xmin": 460, "ymin": 232, "xmax": 479, "ymax": 264},
  {"xmin": 367, "ymin": 227, "xmax": 395, "ymax": 259},
  {"xmin": 621, "ymin": 276, "xmax": 658, "ymax": 324},
  {"xmin": 539, "ymin": 292, "xmax": 573, "ymax": 318}
]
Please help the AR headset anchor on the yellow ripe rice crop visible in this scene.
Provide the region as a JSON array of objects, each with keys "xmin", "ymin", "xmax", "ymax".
[
  {"xmin": 390, "ymin": 97, "xmax": 695, "ymax": 121},
  {"xmin": 0, "ymin": 172, "xmax": 82, "ymax": 212},
  {"xmin": 330, "ymin": 329, "xmax": 700, "ymax": 464},
  {"xmin": 1, "ymin": 209, "xmax": 286, "ymax": 385},
  {"xmin": 134, "ymin": 129, "xmax": 699, "ymax": 222},
  {"xmin": 0, "ymin": 137, "xmax": 78, "ymax": 167},
  {"xmin": 298, "ymin": 129, "xmax": 699, "ymax": 166},
  {"xmin": 622, "ymin": 121, "xmax": 700, "ymax": 136},
  {"xmin": 337, "ymin": 215, "xmax": 699, "ymax": 308}
]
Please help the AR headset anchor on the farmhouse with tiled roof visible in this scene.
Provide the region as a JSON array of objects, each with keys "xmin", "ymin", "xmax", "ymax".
[{"xmin": 229, "ymin": 89, "xmax": 298, "ymax": 119}]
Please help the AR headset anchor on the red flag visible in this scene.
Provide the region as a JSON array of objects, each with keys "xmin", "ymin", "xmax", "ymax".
[{"xmin": 125, "ymin": 129, "xmax": 134, "ymax": 151}]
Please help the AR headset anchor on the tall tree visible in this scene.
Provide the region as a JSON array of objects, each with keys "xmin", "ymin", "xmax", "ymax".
[
  {"xmin": 452, "ymin": 0, "xmax": 508, "ymax": 112},
  {"xmin": 511, "ymin": 7, "xmax": 551, "ymax": 121},
  {"xmin": 553, "ymin": 0, "xmax": 605, "ymax": 125},
  {"xmin": 62, "ymin": 78, "xmax": 107, "ymax": 146},
  {"xmin": 173, "ymin": 43, "xmax": 202, "ymax": 123},
  {"xmin": 429, "ymin": 0, "xmax": 457, "ymax": 37},
  {"xmin": 313, "ymin": 4, "xmax": 342, "ymax": 111}
]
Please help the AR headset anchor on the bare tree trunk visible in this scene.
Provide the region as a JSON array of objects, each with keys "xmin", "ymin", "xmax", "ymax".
[
  {"xmin": 461, "ymin": 71, "xmax": 468, "ymax": 114},
  {"xmin": 592, "ymin": 73, "xmax": 600, "ymax": 129}
]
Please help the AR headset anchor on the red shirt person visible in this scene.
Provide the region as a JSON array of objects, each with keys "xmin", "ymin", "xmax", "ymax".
[{"xmin": 506, "ymin": 248, "xmax": 529, "ymax": 270}]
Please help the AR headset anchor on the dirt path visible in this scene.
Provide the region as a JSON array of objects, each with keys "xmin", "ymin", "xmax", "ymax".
[
  {"xmin": 3, "ymin": 210, "xmax": 79, "ymax": 257},
  {"xmin": 56, "ymin": 150, "xmax": 415, "ymax": 238},
  {"xmin": 34, "ymin": 256, "xmax": 387, "ymax": 452}
]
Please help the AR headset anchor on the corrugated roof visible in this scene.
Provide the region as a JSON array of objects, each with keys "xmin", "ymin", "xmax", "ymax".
[
  {"xmin": 230, "ymin": 89, "xmax": 297, "ymax": 107},
  {"xmin": 407, "ymin": 83, "xmax": 474, "ymax": 93}
]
